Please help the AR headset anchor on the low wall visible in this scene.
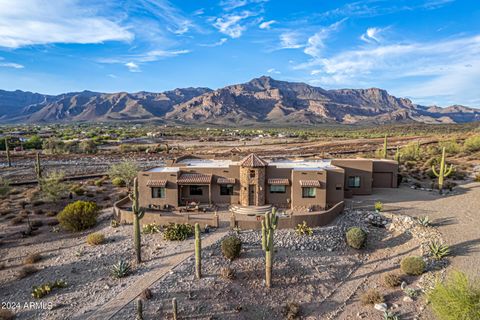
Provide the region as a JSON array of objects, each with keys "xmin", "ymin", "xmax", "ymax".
[
  {"xmin": 230, "ymin": 201, "xmax": 344, "ymax": 230},
  {"xmin": 113, "ymin": 197, "xmax": 219, "ymax": 228}
]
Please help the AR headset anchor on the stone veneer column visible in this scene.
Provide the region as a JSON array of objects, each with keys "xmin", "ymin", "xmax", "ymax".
[{"xmin": 239, "ymin": 166, "xmax": 266, "ymax": 206}]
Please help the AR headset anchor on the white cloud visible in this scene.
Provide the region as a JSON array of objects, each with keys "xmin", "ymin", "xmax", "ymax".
[
  {"xmin": 259, "ymin": 20, "xmax": 276, "ymax": 29},
  {"xmin": 360, "ymin": 27, "xmax": 384, "ymax": 43},
  {"xmin": 0, "ymin": 0, "xmax": 134, "ymax": 48},
  {"xmin": 199, "ymin": 38, "xmax": 228, "ymax": 47},
  {"xmin": 0, "ymin": 62, "xmax": 24, "ymax": 69},
  {"xmin": 279, "ymin": 32, "xmax": 303, "ymax": 49},
  {"xmin": 219, "ymin": 0, "xmax": 268, "ymax": 11},
  {"xmin": 303, "ymin": 18, "xmax": 347, "ymax": 58},
  {"xmin": 213, "ymin": 11, "xmax": 255, "ymax": 38},
  {"xmin": 125, "ymin": 62, "xmax": 141, "ymax": 72},
  {"xmin": 267, "ymin": 68, "xmax": 280, "ymax": 74},
  {"xmin": 136, "ymin": 0, "xmax": 194, "ymax": 35},
  {"xmin": 297, "ymin": 34, "xmax": 480, "ymax": 106}
]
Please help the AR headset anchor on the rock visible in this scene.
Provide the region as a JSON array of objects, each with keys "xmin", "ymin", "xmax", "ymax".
[
  {"xmin": 374, "ymin": 303, "xmax": 387, "ymax": 312},
  {"xmin": 403, "ymin": 296, "xmax": 413, "ymax": 302}
]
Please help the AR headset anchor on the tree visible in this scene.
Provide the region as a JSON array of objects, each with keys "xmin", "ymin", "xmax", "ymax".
[
  {"xmin": 79, "ymin": 139, "xmax": 97, "ymax": 154},
  {"xmin": 40, "ymin": 170, "xmax": 67, "ymax": 202},
  {"xmin": 24, "ymin": 135, "xmax": 43, "ymax": 150},
  {"xmin": 108, "ymin": 160, "xmax": 139, "ymax": 190}
]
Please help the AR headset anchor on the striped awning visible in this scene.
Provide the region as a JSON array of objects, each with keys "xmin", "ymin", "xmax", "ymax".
[
  {"xmin": 299, "ymin": 180, "xmax": 322, "ymax": 188},
  {"xmin": 178, "ymin": 173, "xmax": 212, "ymax": 185},
  {"xmin": 268, "ymin": 178, "xmax": 290, "ymax": 185},
  {"xmin": 146, "ymin": 180, "xmax": 167, "ymax": 187},
  {"xmin": 217, "ymin": 177, "xmax": 236, "ymax": 184}
]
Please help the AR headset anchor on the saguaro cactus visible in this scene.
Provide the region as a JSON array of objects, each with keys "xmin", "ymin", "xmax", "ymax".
[
  {"xmin": 131, "ymin": 177, "xmax": 145, "ymax": 264},
  {"xmin": 394, "ymin": 146, "xmax": 401, "ymax": 162},
  {"xmin": 34, "ymin": 152, "xmax": 42, "ymax": 185},
  {"xmin": 382, "ymin": 135, "xmax": 388, "ymax": 159},
  {"xmin": 135, "ymin": 298, "xmax": 143, "ymax": 320},
  {"xmin": 172, "ymin": 298, "xmax": 178, "ymax": 320},
  {"xmin": 262, "ymin": 207, "xmax": 278, "ymax": 288},
  {"xmin": 194, "ymin": 223, "xmax": 201, "ymax": 279},
  {"xmin": 5, "ymin": 137, "xmax": 11, "ymax": 167},
  {"xmin": 432, "ymin": 147, "xmax": 453, "ymax": 193}
]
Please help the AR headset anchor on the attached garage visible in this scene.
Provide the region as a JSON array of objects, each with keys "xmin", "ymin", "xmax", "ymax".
[{"xmin": 372, "ymin": 172, "xmax": 393, "ymax": 188}]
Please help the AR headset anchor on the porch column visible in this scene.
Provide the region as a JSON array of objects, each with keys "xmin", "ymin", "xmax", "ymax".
[{"xmin": 208, "ymin": 184, "xmax": 212, "ymax": 205}]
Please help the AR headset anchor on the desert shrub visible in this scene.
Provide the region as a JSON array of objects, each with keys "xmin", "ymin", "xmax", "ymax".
[
  {"xmin": 400, "ymin": 256, "xmax": 426, "ymax": 275},
  {"xmin": 142, "ymin": 223, "xmax": 160, "ymax": 234},
  {"xmin": 163, "ymin": 223, "xmax": 194, "ymax": 241},
  {"xmin": 86, "ymin": 232, "xmax": 105, "ymax": 245},
  {"xmin": 221, "ymin": 236, "xmax": 242, "ymax": 261},
  {"xmin": 464, "ymin": 135, "xmax": 480, "ymax": 153},
  {"xmin": 111, "ymin": 177, "xmax": 125, "ymax": 187},
  {"xmin": 374, "ymin": 201, "xmax": 383, "ymax": 212},
  {"xmin": 24, "ymin": 253, "xmax": 42, "ymax": 264},
  {"xmin": 439, "ymin": 139, "xmax": 462, "ymax": 154},
  {"xmin": 282, "ymin": 302, "xmax": 300, "ymax": 320},
  {"xmin": 417, "ymin": 216, "xmax": 430, "ymax": 227},
  {"xmin": 17, "ymin": 265, "xmax": 38, "ymax": 279},
  {"xmin": 40, "ymin": 170, "xmax": 67, "ymax": 202},
  {"xmin": 111, "ymin": 259, "xmax": 131, "ymax": 278},
  {"xmin": 383, "ymin": 273, "xmax": 402, "ymax": 288},
  {"xmin": 475, "ymin": 173, "xmax": 480, "ymax": 182},
  {"xmin": 401, "ymin": 282, "xmax": 419, "ymax": 298},
  {"xmin": 57, "ymin": 201, "xmax": 99, "ymax": 232},
  {"xmin": 70, "ymin": 184, "xmax": 85, "ymax": 196},
  {"xmin": 295, "ymin": 221, "xmax": 313, "ymax": 236},
  {"xmin": 31, "ymin": 280, "xmax": 67, "ymax": 299},
  {"xmin": 346, "ymin": 227, "xmax": 367, "ymax": 249},
  {"xmin": 220, "ymin": 266, "xmax": 236, "ymax": 280},
  {"xmin": 427, "ymin": 271, "xmax": 480, "ymax": 320},
  {"xmin": 94, "ymin": 179, "xmax": 103, "ymax": 187},
  {"xmin": 0, "ymin": 177, "xmax": 11, "ymax": 196},
  {"xmin": 429, "ymin": 242, "xmax": 451, "ymax": 260},
  {"xmin": 0, "ymin": 309, "xmax": 15, "ymax": 320},
  {"xmin": 401, "ymin": 142, "xmax": 421, "ymax": 161},
  {"xmin": 108, "ymin": 160, "xmax": 139, "ymax": 189},
  {"xmin": 360, "ymin": 289, "xmax": 384, "ymax": 305},
  {"xmin": 110, "ymin": 219, "xmax": 119, "ymax": 228}
]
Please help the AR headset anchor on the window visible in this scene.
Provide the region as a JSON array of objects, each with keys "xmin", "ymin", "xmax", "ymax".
[
  {"xmin": 347, "ymin": 176, "xmax": 361, "ymax": 188},
  {"xmin": 189, "ymin": 186, "xmax": 203, "ymax": 196},
  {"xmin": 151, "ymin": 187, "xmax": 165, "ymax": 198},
  {"xmin": 249, "ymin": 170, "xmax": 256, "ymax": 178},
  {"xmin": 270, "ymin": 185, "xmax": 286, "ymax": 193},
  {"xmin": 302, "ymin": 187, "xmax": 316, "ymax": 198},
  {"xmin": 220, "ymin": 184, "xmax": 234, "ymax": 196}
]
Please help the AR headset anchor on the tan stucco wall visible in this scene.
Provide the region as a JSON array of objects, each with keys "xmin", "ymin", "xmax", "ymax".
[
  {"xmin": 326, "ymin": 168, "xmax": 345, "ymax": 207},
  {"xmin": 290, "ymin": 169, "xmax": 327, "ymax": 211},
  {"xmin": 265, "ymin": 166, "xmax": 292, "ymax": 208},
  {"xmin": 331, "ymin": 159, "xmax": 373, "ymax": 195},
  {"xmin": 138, "ymin": 171, "xmax": 179, "ymax": 209}
]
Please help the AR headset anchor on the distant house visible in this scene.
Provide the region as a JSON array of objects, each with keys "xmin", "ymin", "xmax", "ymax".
[{"xmin": 137, "ymin": 153, "xmax": 398, "ymax": 212}]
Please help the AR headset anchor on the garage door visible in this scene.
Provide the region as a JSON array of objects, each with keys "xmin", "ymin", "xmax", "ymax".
[{"xmin": 373, "ymin": 172, "xmax": 393, "ymax": 188}]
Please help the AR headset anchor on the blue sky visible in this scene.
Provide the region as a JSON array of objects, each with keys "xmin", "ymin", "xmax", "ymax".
[{"xmin": 0, "ymin": 0, "xmax": 479, "ymax": 107}]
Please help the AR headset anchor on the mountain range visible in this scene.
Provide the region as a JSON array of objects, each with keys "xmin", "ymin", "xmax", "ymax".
[{"xmin": 1, "ymin": 76, "xmax": 479, "ymax": 125}]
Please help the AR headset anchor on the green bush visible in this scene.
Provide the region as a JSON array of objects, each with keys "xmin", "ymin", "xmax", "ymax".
[
  {"xmin": 0, "ymin": 177, "xmax": 11, "ymax": 196},
  {"xmin": 57, "ymin": 201, "xmax": 99, "ymax": 232},
  {"xmin": 374, "ymin": 201, "xmax": 383, "ymax": 212},
  {"xmin": 400, "ymin": 256, "xmax": 426, "ymax": 275},
  {"xmin": 295, "ymin": 221, "xmax": 313, "ymax": 236},
  {"xmin": 86, "ymin": 232, "xmax": 105, "ymax": 245},
  {"xmin": 428, "ymin": 271, "xmax": 480, "ymax": 320},
  {"xmin": 221, "ymin": 236, "xmax": 242, "ymax": 261},
  {"xmin": 464, "ymin": 135, "xmax": 480, "ymax": 153},
  {"xmin": 163, "ymin": 223, "xmax": 194, "ymax": 241},
  {"xmin": 108, "ymin": 160, "xmax": 139, "ymax": 189},
  {"xmin": 346, "ymin": 227, "xmax": 367, "ymax": 249},
  {"xmin": 40, "ymin": 170, "xmax": 67, "ymax": 201},
  {"xmin": 439, "ymin": 139, "xmax": 462, "ymax": 154},
  {"xmin": 142, "ymin": 223, "xmax": 160, "ymax": 234},
  {"xmin": 32, "ymin": 280, "xmax": 67, "ymax": 299},
  {"xmin": 111, "ymin": 177, "xmax": 125, "ymax": 187}
]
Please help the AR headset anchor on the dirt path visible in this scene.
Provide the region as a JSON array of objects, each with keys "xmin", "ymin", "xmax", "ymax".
[
  {"xmin": 84, "ymin": 229, "xmax": 228, "ymax": 320},
  {"xmin": 354, "ymin": 182, "xmax": 480, "ymax": 278}
]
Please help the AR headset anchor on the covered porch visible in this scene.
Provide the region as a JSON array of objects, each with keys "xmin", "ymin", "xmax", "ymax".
[{"xmin": 177, "ymin": 173, "xmax": 213, "ymax": 210}]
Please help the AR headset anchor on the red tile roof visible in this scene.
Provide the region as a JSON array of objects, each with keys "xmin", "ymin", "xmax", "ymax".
[
  {"xmin": 240, "ymin": 153, "xmax": 268, "ymax": 167},
  {"xmin": 217, "ymin": 177, "xmax": 236, "ymax": 184},
  {"xmin": 146, "ymin": 180, "xmax": 167, "ymax": 187},
  {"xmin": 299, "ymin": 180, "xmax": 322, "ymax": 187},
  {"xmin": 177, "ymin": 173, "xmax": 212, "ymax": 185},
  {"xmin": 267, "ymin": 178, "xmax": 290, "ymax": 185}
]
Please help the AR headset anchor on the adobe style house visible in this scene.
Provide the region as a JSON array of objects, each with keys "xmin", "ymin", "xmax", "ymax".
[{"xmin": 137, "ymin": 153, "xmax": 398, "ymax": 212}]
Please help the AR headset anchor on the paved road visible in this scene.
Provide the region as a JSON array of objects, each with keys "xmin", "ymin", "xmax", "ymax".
[{"xmin": 353, "ymin": 182, "xmax": 480, "ymax": 278}]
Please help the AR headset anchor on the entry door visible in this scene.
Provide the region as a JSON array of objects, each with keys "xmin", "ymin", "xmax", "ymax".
[{"xmin": 248, "ymin": 184, "xmax": 255, "ymax": 205}]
